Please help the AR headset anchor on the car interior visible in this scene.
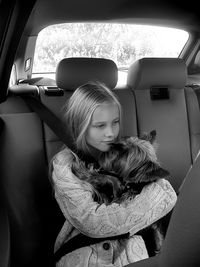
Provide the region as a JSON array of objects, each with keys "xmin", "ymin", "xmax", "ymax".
[{"xmin": 1, "ymin": 0, "xmax": 200, "ymax": 267}]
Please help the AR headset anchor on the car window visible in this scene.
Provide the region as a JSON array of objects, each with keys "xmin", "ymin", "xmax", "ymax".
[{"xmin": 32, "ymin": 23, "xmax": 189, "ymax": 86}]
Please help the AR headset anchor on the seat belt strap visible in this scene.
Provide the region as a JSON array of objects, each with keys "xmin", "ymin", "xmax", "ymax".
[
  {"xmin": 54, "ymin": 232, "xmax": 130, "ymax": 262},
  {"xmin": 186, "ymin": 84, "xmax": 200, "ymax": 107},
  {"xmin": 22, "ymin": 95, "xmax": 74, "ymax": 149}
]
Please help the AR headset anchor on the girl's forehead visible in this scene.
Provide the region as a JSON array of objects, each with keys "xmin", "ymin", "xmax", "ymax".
[{"xmin": 91, "ymin": 103, "xmax": 119, "ymax": 122}]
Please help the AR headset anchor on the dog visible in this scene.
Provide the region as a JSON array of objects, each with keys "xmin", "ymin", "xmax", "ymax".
[{"xmin": 72, "ymin": 130, "xmax": 170, "ymax": 256}]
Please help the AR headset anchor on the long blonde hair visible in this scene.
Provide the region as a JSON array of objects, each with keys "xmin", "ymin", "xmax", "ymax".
[{"xmin": 63, "ymin": 81, "xmax": 122, "ymax": 156}]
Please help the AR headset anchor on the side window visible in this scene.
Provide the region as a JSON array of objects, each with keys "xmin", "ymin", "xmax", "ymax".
[
  {"xmin": 32, "ymin": 23, "xmax": 189, "ymax": 86},
  {"xmin": 9, "ymin": 64, "xmax": 17, "ymax": 87}
]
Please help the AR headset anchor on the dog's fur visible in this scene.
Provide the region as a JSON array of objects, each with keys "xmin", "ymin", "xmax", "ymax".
[{"xmin": 72, "ymin": 130, "xmax": 170, "ymax": 256}]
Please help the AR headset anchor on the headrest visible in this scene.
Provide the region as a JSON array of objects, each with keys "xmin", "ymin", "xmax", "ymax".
[
  {"xmin": 127, "ymin": 58, "xmax": 187, "ymax": 90},
  {"xmin": 56, "ymin": 57, "xmax": 118, "ymax": 90}
]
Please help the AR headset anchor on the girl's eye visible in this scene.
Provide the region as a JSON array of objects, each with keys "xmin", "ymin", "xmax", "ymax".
[
  {"xmin": 95, "ymin": 124, "xmax": 105, "ymax": 128},
  {"xmin": 113, "ymin": 120, "xmax": 120, "ymax": 125}
]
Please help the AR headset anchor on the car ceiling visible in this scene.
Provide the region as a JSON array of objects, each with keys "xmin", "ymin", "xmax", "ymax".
[{"xmin": 25, "ymin": 0, "xmax": 200, "ymax": 36}]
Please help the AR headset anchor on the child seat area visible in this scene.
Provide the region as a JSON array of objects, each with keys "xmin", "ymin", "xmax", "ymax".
[{"xmin": 0, "ymin": 57, "xmax": 200, "ymax": 267}]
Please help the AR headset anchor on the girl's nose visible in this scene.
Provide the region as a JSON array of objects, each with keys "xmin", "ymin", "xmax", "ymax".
[{"xmin": 105, "ymin": 126, "xmax": 114, "ymax": 138}]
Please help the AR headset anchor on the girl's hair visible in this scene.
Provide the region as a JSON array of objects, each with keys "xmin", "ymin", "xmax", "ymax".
[{"xmin": 63, "ymin": 81, "xmax": 122, "ymax": 156}]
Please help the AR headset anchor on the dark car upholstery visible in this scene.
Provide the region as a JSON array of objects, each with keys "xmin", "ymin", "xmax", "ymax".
[{"xmin": 0, "ymin": 92, "xmax": 63, "ymax": 267}]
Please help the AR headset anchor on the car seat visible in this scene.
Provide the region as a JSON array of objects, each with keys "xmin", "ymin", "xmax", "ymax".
[{"xmin": 127, "ymin": 57, "xmax": 200, "ymax": 192}]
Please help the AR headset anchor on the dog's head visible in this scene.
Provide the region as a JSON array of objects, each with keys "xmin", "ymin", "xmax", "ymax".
[
  {"xmin": 91, "ymin": 171, "xmax": 123, "ymax": 204},
  {"xmin": 99, "ymin": 130, "xmax": 170, "ymax": 184},
  {"xmin": 71, "ymin": 156, "xmax": 124, "ymax": 204}
]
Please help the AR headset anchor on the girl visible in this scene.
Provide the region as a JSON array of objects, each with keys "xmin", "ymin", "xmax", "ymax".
[{"xmin": 51, "ymin": 81, "xmax": 177, "ymax": 267}]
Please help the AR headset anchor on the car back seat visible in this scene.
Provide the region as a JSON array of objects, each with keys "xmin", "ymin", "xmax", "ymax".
[
  {"xmin": 39, "ymin": 57, "xmax": 138, "ymax": 163},
  {"xmin": 127, "ymin": 57, "xmax": 200, "ymax": 192},
  {"xmin": 3, "ymin": 56, "xmax": 200, "ymax": 266}
]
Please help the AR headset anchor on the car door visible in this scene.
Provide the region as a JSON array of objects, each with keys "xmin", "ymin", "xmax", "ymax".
[{"xmin": 0, "ymin": 1, "xmax": 36, "ymax": 266}]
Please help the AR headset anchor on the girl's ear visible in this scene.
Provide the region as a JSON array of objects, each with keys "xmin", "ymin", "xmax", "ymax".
[{"xmin": 140, "ymin": 130, "xmax": 156, "ymax": 144}]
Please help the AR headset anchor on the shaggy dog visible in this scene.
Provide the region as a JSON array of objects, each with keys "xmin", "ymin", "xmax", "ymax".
[{"xmin": 72, "ymin": 130, "xmax": 170, "ymax": 256}]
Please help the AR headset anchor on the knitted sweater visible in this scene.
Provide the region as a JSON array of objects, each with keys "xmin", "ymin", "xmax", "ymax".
[{"xmin": 52, "ymin": 147, "xmax": 177, "ymax": 267}]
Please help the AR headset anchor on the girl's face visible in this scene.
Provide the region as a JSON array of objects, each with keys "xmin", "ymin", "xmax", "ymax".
[{"xmin": 86, "ymin": 103, "xmax": 120, "ymax": 152}]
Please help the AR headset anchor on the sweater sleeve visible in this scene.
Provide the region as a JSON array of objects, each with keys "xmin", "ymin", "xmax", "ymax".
[{"xmin": 52, "ymin": 148, "xmax": 177, "ymax": 238}]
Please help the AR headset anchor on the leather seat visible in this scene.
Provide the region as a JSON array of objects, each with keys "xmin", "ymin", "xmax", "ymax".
[{"xmin": 127, "ymin": 57, "xmax": 200, "ymax": 192}]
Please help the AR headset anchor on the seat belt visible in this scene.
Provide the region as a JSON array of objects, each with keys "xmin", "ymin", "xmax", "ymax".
[
  {"xmin": 186, "ymin": 84, "xmax": 200, "ymax": 107},
  {"xmin": 54, "ymin": 232, "xmax": 130, "ymax": 262},
  {"xmin": 22, "ymin": 95, "xmax": 74, "ymax": 150},
  {"xmin": 193, "ymin": 85, "xmax": 200, "ymax": 108}
]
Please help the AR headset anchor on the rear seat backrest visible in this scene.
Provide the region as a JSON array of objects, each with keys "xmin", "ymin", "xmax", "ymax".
[
  {"xmin": 39, "ymin": 57, "xmax": 137, "ymax": 162},
  {"xmin": 127, "ymin": 57, "xmax": 200, "ymax": 192}
]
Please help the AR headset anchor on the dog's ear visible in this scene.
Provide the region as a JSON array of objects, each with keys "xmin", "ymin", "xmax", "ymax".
[{"xmin": 140, "ymin": 130, "xmax": 156, "ymax": 144}]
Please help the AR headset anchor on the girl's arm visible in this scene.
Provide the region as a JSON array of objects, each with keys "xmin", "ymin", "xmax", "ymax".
[{"xmin": 52, "ymin": 148, "xmax": 177, "ymax": 238}]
